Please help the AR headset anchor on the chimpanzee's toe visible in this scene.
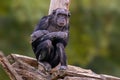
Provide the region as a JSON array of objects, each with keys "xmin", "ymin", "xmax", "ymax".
[{"xmin": 59, "ymin": 66, "xmax": 67, "ymax": 70}]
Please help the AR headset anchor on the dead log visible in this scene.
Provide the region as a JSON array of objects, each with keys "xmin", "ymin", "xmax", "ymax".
[
  {"xmin": 0, "ymin": 52, "xmax": 22, "ymax": 80},
  {"xmin": 0, "ymin": 52, "xmax": 120, "ymax": 80},
  {"xmin": 48, "ymin": 0, "xmax": 70, "ymax": 14}
]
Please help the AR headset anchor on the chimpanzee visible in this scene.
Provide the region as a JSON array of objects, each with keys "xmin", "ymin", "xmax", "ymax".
[{"xmin": 31, "ymin": 8, "xmax": 70, "ymax": 71}]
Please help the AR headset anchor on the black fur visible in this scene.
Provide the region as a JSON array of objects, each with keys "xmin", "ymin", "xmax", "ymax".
[{"xmin": 31, "ymin": 8, "xmax": 70, "ymax": 69}]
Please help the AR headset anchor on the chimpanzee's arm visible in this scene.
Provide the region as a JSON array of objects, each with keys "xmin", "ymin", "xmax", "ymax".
[
  {"xmin": 31, "ymin": 16, "xmax": 51, "ymax": 42},
  {"xmin": 41, "ymin": 28, "xmax": 69, "ymax": 46},
  {"xmin": 31, "ymin": 30, "xmax": 49, "ymax": 42},
  {"xmin": 41, "ymin": 31, "xmax": 68, "ymax": 40}
]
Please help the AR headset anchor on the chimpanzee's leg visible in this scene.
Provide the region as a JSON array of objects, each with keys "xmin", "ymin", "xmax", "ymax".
[
  {"xmin": 49, "ymin": 48, "xmax": 60, "ymax": 68},
  {"xmin": 56, "ymin": 43, "xmax": 67, "ymax": 70},
  {"xmin": 36, "ymin": 39, "xmax": 53, "ymax": 71},
  {"xmin": 35, "ymin": 40, "xmax": 52, "ymax": 61}
]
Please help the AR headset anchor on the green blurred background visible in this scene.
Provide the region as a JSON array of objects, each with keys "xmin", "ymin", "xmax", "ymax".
[{"xmin": 0, "ymin": 0, "xmax": 120, "ymax": 79}]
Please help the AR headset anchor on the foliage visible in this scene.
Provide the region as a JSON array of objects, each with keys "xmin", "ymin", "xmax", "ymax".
[{"xmin": 0, "ymin": 0, "xmax": 120, "ymax": 79}]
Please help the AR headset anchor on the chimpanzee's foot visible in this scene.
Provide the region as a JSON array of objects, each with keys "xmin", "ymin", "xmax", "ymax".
[
  {"xmin": 57, "ymin": 66, "xmax": 67, "ymax": 76},
  {"xmin": 59, "ymin": 66, "xmax": 67, "ymax": 70},
  {"xmin": 38, "ymin": 62, "xmax": 51, "ymax": 72},
  {"xmin": 43, "ymin": 62, "xmax": 51, "ymax": 72}
]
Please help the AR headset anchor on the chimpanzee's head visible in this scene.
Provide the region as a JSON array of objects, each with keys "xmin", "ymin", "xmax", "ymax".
[{"xmin": 51, "ymin": 8, "xmax": 71, "ymax": 27}]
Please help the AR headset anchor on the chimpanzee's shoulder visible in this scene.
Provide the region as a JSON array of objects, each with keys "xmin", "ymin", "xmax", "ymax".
[
  {"xmin": 40, "ymin": 16, "xmax": 49, "ymax": 20},
  {"xmin": 34, "ymin": 15, "xmax": 51, "ymax": 31}
]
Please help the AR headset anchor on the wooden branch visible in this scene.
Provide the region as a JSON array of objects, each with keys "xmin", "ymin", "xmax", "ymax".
[
  {"xmin": 0, "ymin": 52, "xmax": 22, "ymax": 80},
  {"xmin": 48, "ymin": 0, "xmax": 71, "ymax": 14},
  {"xmin": 0, "ymin": 52, "xmax": 120, "ymax": 80},
  {"xmin": 7, "ymin": 54, "xmax": 38, "ymax": 67}
]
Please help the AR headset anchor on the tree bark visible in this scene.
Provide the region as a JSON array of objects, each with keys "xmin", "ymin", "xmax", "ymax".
[
  {"xmin": 48, "ymin": 0, "xmax": 70, "ymax": 14},
  {"xmin": 0, "ymin": 52, "xmax": 120, "ymax": 80}
]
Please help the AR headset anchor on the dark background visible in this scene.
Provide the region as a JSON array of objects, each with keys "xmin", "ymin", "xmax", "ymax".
[{"xmin": 0, "ymin": 0, "xmax": 120, "ymax": 79}]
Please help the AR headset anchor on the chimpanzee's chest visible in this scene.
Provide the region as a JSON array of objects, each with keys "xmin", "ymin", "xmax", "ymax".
[{"xmin": 47, "ymin": 25, "xmax": 63, "ymax": 32}]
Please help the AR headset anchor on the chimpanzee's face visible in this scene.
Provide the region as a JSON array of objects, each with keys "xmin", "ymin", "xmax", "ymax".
[
  {"xmin": 52, "ymin": 8, "xmax": 70, "ymax": 27},
  {"xmin": 56, "ymin": 13, "xmax": 68, "ymax": 26}
]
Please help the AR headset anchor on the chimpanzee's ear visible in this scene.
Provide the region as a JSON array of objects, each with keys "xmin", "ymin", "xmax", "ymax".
[
  {"xmin": 51, "ymin": 9, "xmax": 56, "ymax": 15},
  {"xmin": 68, "ymin": 11, "xmax": 71, "ymax": 17}
]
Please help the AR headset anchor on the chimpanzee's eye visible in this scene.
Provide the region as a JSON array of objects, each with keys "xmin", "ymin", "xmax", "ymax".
[
  {"xmin": 57, "ymin": 14, "xmax": 61, "ymax": 17},
  {"xmin": 57, "ymin": 13, "xmax": 67, "ymax": 18},
  {"xmin": 57, "ymin": 13, "xmax": 62, "ymax": 17}
]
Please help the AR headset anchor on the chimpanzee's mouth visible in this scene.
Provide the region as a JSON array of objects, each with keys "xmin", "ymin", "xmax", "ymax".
[{"xmin": 58, "ymin": 23, "xmax": 65, "ymax": 26}]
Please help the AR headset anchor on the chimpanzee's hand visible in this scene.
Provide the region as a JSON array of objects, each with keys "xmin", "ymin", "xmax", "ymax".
[
  {"xmin": 41, "ymin": 32, "xmax": 68, "ymax": 41},
  {"xmin": 31, "ymin": 30, "xmax": 49, "ymax": 42},
  {"xmin": 40, "ymin": 33, "xmax": 53, "ymax": 41},
  {"xmin": 55, "ymin": 32, "xmax": 68, "ymax": 39}
]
